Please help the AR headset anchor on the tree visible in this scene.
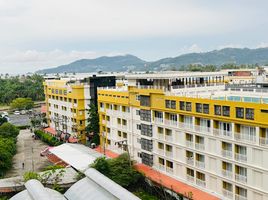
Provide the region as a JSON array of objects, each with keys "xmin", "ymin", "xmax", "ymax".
[
  {"xmin": 86, "ymin": 102, "xmax": 100, "ymax": 145},
  {"xmin": 10, "ymin": 97, "xmax": 34, "ymax": 110},
  {"xmin": 0, "ymin": 122, "xmax": 19, "ymax": 138}
]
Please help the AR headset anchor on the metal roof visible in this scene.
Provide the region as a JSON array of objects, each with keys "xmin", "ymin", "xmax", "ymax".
[{"xmin": 49, "ymin": 143, "xmax": 103, "ymax": 172}]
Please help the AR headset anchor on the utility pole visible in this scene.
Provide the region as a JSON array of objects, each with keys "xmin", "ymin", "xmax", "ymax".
[{"xmin": 115, "ymin": 139, "xmax": 131, "ymax": 167}]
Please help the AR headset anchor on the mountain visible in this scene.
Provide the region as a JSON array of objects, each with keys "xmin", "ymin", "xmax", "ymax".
[
  {"xmin": 36, "ymin": 47, "xmax": 268, "ymax": 74},
  {"xmin": 36, "ymin": 54, "xmax": 146, "ymax": 74}
]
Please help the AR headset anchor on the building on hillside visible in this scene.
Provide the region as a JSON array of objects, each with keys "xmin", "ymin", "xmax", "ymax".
[
  {"xmin": 43, "ymin": 74, "xmax": 119, "ymax": 143},
  {"xmin": 97, "ymin": 72, "xmax": 268, "ymax": 200}
]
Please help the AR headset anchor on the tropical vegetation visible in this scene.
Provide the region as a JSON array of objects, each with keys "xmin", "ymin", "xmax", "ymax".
[{"xmin": 34, "ymin": 130, "xmax": 62, "ymax": 146}]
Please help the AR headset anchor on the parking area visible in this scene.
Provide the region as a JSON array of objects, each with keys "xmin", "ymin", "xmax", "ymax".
[{"xmin": 8, "ymin": 114, "xmax": 31, "ymax": 126}]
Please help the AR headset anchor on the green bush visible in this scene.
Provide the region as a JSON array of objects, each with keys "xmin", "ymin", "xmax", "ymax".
[
  {"xmin": 23, "ymin": 171, "xmax": 41, "ymax": 182},
  {"xmin": 16, "ymin": 125, "xmax": 31, "ymax": 130},
  {"xmin": 34, "ymin": 130, "xmax": 62, "ymax": 146}
]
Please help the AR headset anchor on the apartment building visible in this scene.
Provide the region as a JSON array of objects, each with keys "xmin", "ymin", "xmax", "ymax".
[
  {"xmin": 98, "ymin": 72, "xmax": 268, "ymax": 200},
  {"xmin": 44, "ymin": 75, "xmax": 117, "ymax": 143}
]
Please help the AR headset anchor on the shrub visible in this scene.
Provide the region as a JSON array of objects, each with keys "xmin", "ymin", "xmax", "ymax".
[
  {"xmin": 23, "ymin": 171, "xmax": 41, "ymax": 182},
  {"xmin": 34, "ymin": 130, "xmax": 62, "ymax": 146},
  {"xmin": 16, "ymin": 125, "xmax": 30, "ymax": 130}
]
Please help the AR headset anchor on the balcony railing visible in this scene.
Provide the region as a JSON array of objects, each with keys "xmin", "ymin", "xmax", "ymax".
[
  {"xmin": 235, "ymin": 153, "xmax": 247, "ymax": 162},
  {"xmin": 158, "ymin": 134, "xmax": 164, "ymax": 140},
  {"xmin": 157, "ymin": 149, "xmax": 164, "ymax": 155},
  {"xmin": 186, "ymin": 140, "xmax": 194, "ymax": 148},
  {"xmin": 158, "ymin": 164, "xmax": 165, "ymax": 171},
  {"xmin": 186, "ymin": 157, "xmax": 194, "ymax": 166},
  {"xmin": 99, "ymin": 107, "xmax": 105, "ymax": 112},
  {"xmin": 179, "ymin": 122, "xmax": 193, "ymax": 130},
  {"xmin": 235, "ymin": 194, "xmax": 247, "ymax": 200},
  {"xmin": 234, "ymin": 132, "xmax": 256, "ymax": 144},
  {"xmin": 165, "ymin": 135, "xmax": 173, "ymax": 142},
  {"xmin": 195, "ymin": 160, "xmax": 205, "ymax": 169},
  {"xmin": 166, "ymin": 166, "xmax": 174, "ymax": 174},
  {"xmin": 222, "ymin": 169, "xmax": 233, "ymax": 179},
  {"xmin": 221, "ymin": 149, "xmax": 233, "ymax": 159},
  {"xmin": 195, "ymin": 126, "xmax": 211, "ymax": 134},
  {"xmin": 164, "ymin": 120, "xmax": 178, "ymax": 127},
  {"xmin": 102, "ymin": 120, "xmax": 106, "ymax": 124},
  {"xmin": 155, "ymin": 117, "xmax": 163, "ymax": 124},
  {"xmin": 186, "ymin": 175, "xmax": 194, "ymax": 183},
  {"xmin": 196, "ymin": 179, "xmax": 206, "ymax": 187},
  {"xmin": 259, "ymin": 137, "xmax": 268, "ymax": 146},
  {"xmin": 235, "ymin": 174, "xmax": 247, "ymax": 183},
  {"xmin": 222, "ymin": 189, "xmax": 233, "ymax": 199},
  {"xmin": 213, "ymin": 129, "xmax": 232, "ymax": 138},
  {"xmin": 165, "ymin": 151, "xmax": 173, "ymax": 158},
  {"xmin": 195, "ymin": 143, "xmax": 205, "ymax": 151}
]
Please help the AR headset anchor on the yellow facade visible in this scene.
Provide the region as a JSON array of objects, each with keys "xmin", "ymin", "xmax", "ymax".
[{"xmin": 44, "ymin": 80, "xmax": 87, "ymax": 143}]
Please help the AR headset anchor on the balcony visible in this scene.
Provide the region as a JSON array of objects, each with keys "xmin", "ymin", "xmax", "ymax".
[
  {"xmin": 235, "ymin": 194, "xmax": 247, "ymax": 200},
  {"xmin": 195, "ymin": 160, "xmax": 205, "ymax": 169},
  {"xmin": 195, "ymin": 125, "xmax": 211, "ymax": 134},
  {"xmin": 213, "ymin": 129, "xmax": 232, "ymax": 138},
  {"xmin": 186, "ymin": 140, "xmax": 194, "ymax": 148},
  {"xmin": 179, "ymin": 122, "xmax": 193, "ymax": 131},
  {"xmin": 222, "ymin": 169, "xmax": 233, "ymax": 179},
  {"xmin": 235, "ymin": 153, "xmax": 247, "ymax": 162},
  {"xmin": 234, "ymin": 132, "xmax": 256, "ymax": 144},
  {"xmin": 158, "ymin": 164, "xmax": 165, "ymax": 171},
  {"xmin": 221, "ymin": 150, "xmax": 233, "ymax": 159},
  {"xmin": 166, "ymin": 166, "xmax": 174, "ymax": 174},
  {"xmin": 155, "ymin": 117, "xmax": 163, "ymax": 124},
  {"xmin": 259, "ymin": 137, "xmax": 268, "ymax": 146},
  {"xmin": 235, "ymin": 174, "xmax": 247, "ymax": 183},
  {"xmin": 165, "ymin": 135, "xmax": 173, "ymax": 142},
  {"xmin": 196, "ymin": 179, "xmax": 206, "ymax": 188},
  {"xmin": 157, "ymin": 149, "xmax": 164, "ymax": 155},
  {"xmin": 195, "ymin": 143, "xmax": 205, "ymax": 151},
  {"xmin": 102, "ymin": 119, "xmax": 106, "ymax": 125},
  {"xmin": 99, "ymin": 107, "xmax": 105, "ymax": 112},
  {"xmin": 165, "ymin": 120, "xmax": 178, "ymax": 127},
  {"xmin": 186, "ymin": 175, "xmax": 194, "ymax": 183},
  {"xmin": 186, "ymin": 157, "xmax": 194, "ymax": 166},
  {"xmin": 165, "ymin": 151, "xmax": 173, "ymax": 158},
  {"xmin": 158, "ymin": 134, "xmax": 164, "ymax": 140},
  {"xmin": 222, "ymin": 189, "xmax": 233, "ymax": 199}
]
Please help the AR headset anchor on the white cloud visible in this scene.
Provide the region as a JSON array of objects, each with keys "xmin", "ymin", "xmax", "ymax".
[{"xmin": 256, "ymin": 42, "xmax": 268, "ymax": 48}]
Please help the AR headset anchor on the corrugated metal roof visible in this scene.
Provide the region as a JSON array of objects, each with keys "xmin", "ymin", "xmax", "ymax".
[{"xmin": 49, "ymin": 143, "xmax": 103, "ymax": 172}]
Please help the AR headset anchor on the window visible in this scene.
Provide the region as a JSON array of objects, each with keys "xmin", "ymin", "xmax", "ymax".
[
  {"xmin": 236, "ymin": 107, "xmax": 244, "ymax": 119},
  {"xmin": 140, "ymin": 95, "xmax": 150, "ymax": 107},
  {"xmin": 141, "ymin": 124, "xmax": 152, "ymax": 137},
  {"xmin": 141, "ymin": 152, "xmax": 153, "ymax": 166},
  {"xmin": 214, "ymin": 105, "xmax": 221, "ymax": 115},
  {"xmin": 136, "ymin": 95, "xmax": 140, "ymax": 101},
  {"xmin": 245, "ymin": 108, "xmax": 254, "ymax": 120},
  {"xmin": 196, "ymin": 103, "xmax": 202, "ymax": 113},
  {"xmin": 140, "ymin": 110, "xmax": 151, "ymax": 122},
  {"xmin": 136, "ymin": 124, "xmax": 141, "ymax": 130},
  {"xmin": 141, "ymin": 138, "xmax": 153, "ymax": 152},
  {"xmin": 166, "ymin": 100, "xmax": 176, "ymax": 109},
  {"xmin": 74, "ymin": 99, "xmax": 77, "ymax": 104},
  {"xmin": 179, "ymin": 101, "xmax": 185, "ymax": 110},
  {"xmin": 136, "ymin": 110, "xmax": 140, "ymax": 116},
  {"xmin": 186, "ymin": 102, "xmax": 192, "ymax": 111},
  {"xmin": 222, "ymin": 106, "xmax": 230, "ymax": 117},
  {"xmin": 203, "ymin": 104, "xmax": 209, "ymax": 114}
]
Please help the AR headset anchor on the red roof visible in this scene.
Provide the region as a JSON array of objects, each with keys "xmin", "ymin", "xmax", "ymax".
[
  {"xmin": 68, "ymin": 136, "xmax": 78, "ymax": 143},
  {"xmin": 94, "ymin": 147, "xmax": 219, "ymax": 200},
  {"xmin": 44, "ymin": 127, "xmax": 56, "ymax": 135},
  {"xmin": 41, "ymin": 105, "xmax": 47, "ymax": 113},
  {"xmin": 94, "ymin": 146, "xmax": 119, "ymax": 158}
]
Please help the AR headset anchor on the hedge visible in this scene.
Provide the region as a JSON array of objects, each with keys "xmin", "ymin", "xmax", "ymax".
[
  {"xmin": 16, "ymin": 125, "xmax": 31, "ymax": 130},
  {"xmin": 34, "ymin": 130, "xmax": 62, "ymax": 146}
]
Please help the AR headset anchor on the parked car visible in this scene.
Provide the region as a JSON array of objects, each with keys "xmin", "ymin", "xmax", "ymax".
[
  {"xmin": 20, "ymin": 110, "xmax": 26, "ymax": 115},
  {"xmin": 14, "ymin": 111, "xmax": 20, "ymax": 115}
]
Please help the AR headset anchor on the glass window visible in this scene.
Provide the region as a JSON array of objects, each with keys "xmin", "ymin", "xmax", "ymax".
[
  {"xmin": 196, "ymin": 103, "xmax": 202, "ymax": 113},
  {"xmin": 245, "ymin": 108, "xmax": 254, "ymax": 120},
  {"xmin": 203, "ymin": 104, "xmax": 209, "ymax": 114},
  {"xmin": 180, "ymin": 101, "xmax": 185, "ymax": 110},
  {"xmin": 222, "ymin": 106, "xmax": 230, "ymax": 117},
  {"xmin": 186, "ymin": 102, "xmax": 192, "ymax": 111},
  {"xmin": 236, "ymin": 107, "xmax": 244, "ymax": 119},
  {"xmin": 214, "ymin": 105, "xmax": 221, "ymax": 115}
]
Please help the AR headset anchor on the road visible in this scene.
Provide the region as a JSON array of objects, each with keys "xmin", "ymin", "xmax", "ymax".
[{"xmin": 4, "ymin": 129, "xmax": 50, "ymax": 178}]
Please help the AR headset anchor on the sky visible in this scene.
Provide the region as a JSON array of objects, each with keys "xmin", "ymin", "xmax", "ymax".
[{"xmin": 0, "ymin": 0, "xmax": 268, "ymax": 74}]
